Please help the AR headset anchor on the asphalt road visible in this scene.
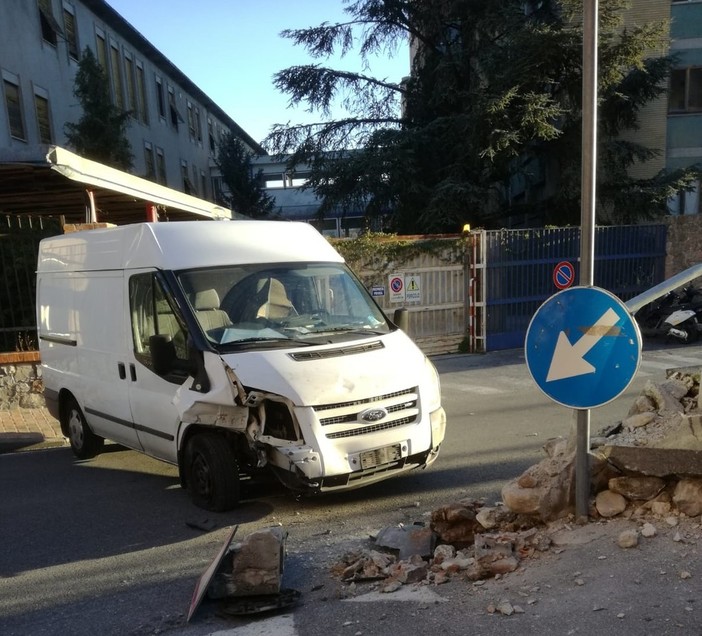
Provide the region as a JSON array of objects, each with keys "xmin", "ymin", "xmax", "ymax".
[{"xmin": 1, "ymin": 340, "xmax": 701, "ymax": 636}]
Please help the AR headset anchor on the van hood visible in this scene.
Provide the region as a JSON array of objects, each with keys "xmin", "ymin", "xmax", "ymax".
[{"xmin": 220, "ymin": 330, "xmax": 426, "ymax": 406}]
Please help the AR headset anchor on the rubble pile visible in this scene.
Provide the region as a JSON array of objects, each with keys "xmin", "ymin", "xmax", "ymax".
[
  {"xmin": 502, "ymin": 367, "xmax": 702, "ymax": 522},
  {"xmin": 330, "ymin": 367, "xmax": 702, "ymax": 597},
  {"xmin": 331, "ymin": 506, "xmax": 553, "ymax": 592}
]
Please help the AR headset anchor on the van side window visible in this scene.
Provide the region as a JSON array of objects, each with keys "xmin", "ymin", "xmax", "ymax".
[{"xmin": 129, "ymin": 273, "xmax": 189, "ymax": 374}]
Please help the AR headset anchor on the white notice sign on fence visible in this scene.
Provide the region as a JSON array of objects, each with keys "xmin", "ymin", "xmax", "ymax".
[{"xmin": 406, "ymin": 274, "xmax": 421, "ymax": 302}]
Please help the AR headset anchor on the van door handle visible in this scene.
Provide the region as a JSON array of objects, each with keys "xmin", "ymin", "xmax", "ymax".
[
  {"xmin": 130, "ymin": 364, "xmax": 137, "ymax": 382},
  {"xmin": 118, "ymin": 362, "xmax": 126, "ymax": 380}
]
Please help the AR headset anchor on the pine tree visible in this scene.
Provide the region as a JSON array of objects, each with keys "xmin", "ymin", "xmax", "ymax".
[
  {"xmin": 64, "ymin": 47, "xmax": 133, "ymax": 170},
  {"xmin": 267, "ymin": 0, "xmax": 700, "ymax": 232},
  {"xmin": 215, "ymin": 132, "xmax": 276, "ymax": 218}
]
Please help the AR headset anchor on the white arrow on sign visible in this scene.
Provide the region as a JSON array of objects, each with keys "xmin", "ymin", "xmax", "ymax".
[{"xmin": 546, "ymin": 307, "xmax": 620, "ymax": 382}]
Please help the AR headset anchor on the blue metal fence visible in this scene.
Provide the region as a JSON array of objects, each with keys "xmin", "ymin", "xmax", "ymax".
[{"xmin": 485, "ymin": 225, "xmax": 667, "ymax": 350}]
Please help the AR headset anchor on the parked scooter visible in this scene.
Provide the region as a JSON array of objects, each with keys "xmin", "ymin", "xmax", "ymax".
[{"xmin": 634, "ymin": 285, "xmax": 702, "ymax": 344}]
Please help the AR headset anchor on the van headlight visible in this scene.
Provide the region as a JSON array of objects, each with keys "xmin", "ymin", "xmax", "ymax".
[{"xmin": 423, "ymin": 357, "xmax": 442, "ymax": 413}]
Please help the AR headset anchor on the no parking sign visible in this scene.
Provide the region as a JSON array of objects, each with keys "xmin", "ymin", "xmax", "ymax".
[
  {"xmin": 389, "ymin": 274, "xmax": 405, "ymax": 302},
  {"xmin": 553, "ymin": 261, "xmax": 575, "ymax": 290}
]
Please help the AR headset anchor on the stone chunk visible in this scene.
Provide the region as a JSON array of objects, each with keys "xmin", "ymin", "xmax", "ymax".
[
  {"xmin": 617, "ymin": 529, "xmax": 639, "ymax": 549},
  {"xmin": 673, "ymin": 478, "xmax": 702, "ymax": 517},
  {"xmin": 622, "ymin": 412, "xmax": 656, "ymax": 430},
  {"xmin": 608, "ymin": 476, "xmax": 665, "ymax": 501},
  {"xmin": 595, "ymin": 490, "xmax": 627, "ymax": 518}
]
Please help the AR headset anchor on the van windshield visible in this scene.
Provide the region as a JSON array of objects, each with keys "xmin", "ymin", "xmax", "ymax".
[{"xmin": 176, "ymin": 263, "xmax": 391, "ymax": 350}]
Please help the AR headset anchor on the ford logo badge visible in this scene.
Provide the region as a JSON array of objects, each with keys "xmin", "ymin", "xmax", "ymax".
[{"xmin": 359, "ymin": 407, "xmax": 387, "ymax": 423}]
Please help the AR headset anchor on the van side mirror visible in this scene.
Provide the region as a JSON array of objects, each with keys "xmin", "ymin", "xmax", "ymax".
[
  {"xmin": 150, "ymin": 334, "xmax": 176, "ymax": 376},
  {"xmin": 188, "ymin": 338, "xmax": 211, "ymax": 393}
]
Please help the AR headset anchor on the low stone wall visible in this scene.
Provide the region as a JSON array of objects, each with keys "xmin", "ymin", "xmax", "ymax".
[
  {"xmin": 0, "ymin": 352, "xmax": 45, "ymax": 410},
  {"xmin": 665, "ymin": 214, "xmax": 702, "ymax": 278}
]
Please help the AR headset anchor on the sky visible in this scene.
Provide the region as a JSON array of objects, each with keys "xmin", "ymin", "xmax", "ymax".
[{"xmin": 105, "ymin": 0, "xmax": 410, "ymax": 146}]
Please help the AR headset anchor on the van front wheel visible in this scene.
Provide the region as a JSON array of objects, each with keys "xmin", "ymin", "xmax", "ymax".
[
  {"xmin": 184, "ymin": 433, "xmax": 240, "ymax": 511},
  {"xmin": 65, "ymin": 398, "xmax": 104, "ymax": 459}
]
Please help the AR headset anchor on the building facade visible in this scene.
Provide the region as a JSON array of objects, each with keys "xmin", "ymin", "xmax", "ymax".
[
  {"xmin": 667, "ymin": 0, "xmax": 702, "ymax": 214},
  {"xmin": 0, "ymin": 0, "xmax": 262, "ymax": 210}
]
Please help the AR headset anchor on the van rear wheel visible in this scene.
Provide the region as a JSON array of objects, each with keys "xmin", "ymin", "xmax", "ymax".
[
  {"xmin": 64, "ymin": 398, "xmax": 104, "ymax": 459},
  {"xmin": 184, "ymin": 433, "xmax": 240, "ymax": 511}
]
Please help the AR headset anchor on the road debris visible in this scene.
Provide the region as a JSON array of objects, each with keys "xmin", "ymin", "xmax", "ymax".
[{"xmin": 189, "ymin": 525, "xmax": 300, "ymax": 622}]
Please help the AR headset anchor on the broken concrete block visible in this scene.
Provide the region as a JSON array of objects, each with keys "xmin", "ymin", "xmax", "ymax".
[
  {"xmin": 430, "ymin": 501, "xmax": 481, "ymax": 545},
  {"xmin": 642, "ymin": 380, "xmax": 685, "ymax": 414},
  {"xmin": 608, "ymin": 476, "xmax": 666, "ymax": 501},
  {"xmin": 209, "ymin": 526, "xmax": 287, "ymax": 598},
  {"xmin": 501, "ymin": 451, "xmax": 576, "ymax": 521},
  {"xmin": 387, "ymin": 556, "xmax": 428, "ymax": 584},
  {"xmin": 602, "ymin": 446, "xmax": 702, "ymax": 478}
]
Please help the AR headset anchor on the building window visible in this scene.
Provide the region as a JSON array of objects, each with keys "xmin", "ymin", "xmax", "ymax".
[
  {"xmin": 156, "ymin": 147, "xmax": 166, "ymax": 185},
  {"xmin": 670, "ymin": 68, "xmax": 702, "ymax": 113},
  {"xmin": 187, "ymin": 100, "xmax": 195, "ymax": 139},
  {"xmin": 3, "ymin": 77, "xmax": 26, "ymax": 141},
  {"xmin": 668, "ymin": 181, "xmax": 701, "ymax": 215},
  {"xmin": 190, "ymin": 164, "xmax": 199, "ymax": 195},
  {"xmin": 124, "ymin": 54, "xmax": 137, "ymax": 116},
  {"xmin": 34, "ymin": 91, "xmax": 53, "ymax": 143},
  {"xmin": 212, "ymin": 175, "xmax": 224, "ymax": 203},
  {"xmin": 136, "ymin": 63, "xmax": 148, "ymax": 124},
  {"xmin": 110, "ymin": 44, "xmax": 124, "ymax": 109},
  {"xmin": 62, "ymin": 3, "xmax": 79, "ymax": 60},
  {"xmin": 155, "ymin": 76, "xmax": 165, "ymax": 120},
  {"xmin": 200, "ymin": 170, "xmax": 208, "ymax": 198},
  {"xmin": 38, "ymin": 0, "xmax": 62, "ymax": 47},
  {"xmin": 168, "ymin": 86, "xmax": 182, "ymax": 130},
  {"xmin": 144, "ymin": 142, "xmax": 155, "ymax": 180},
  {"xmin": 194, "ymin": 107, "xmax": 202, "ymax": 142},
  {"xmin": 95, "ymin": 31, "xmax": 108, "ymax": 73},
  {"xmin": 208, "ymin": 118, "xmax": 216, "ymax": 153},
  {"xmin": 181, "ymin": 160, "xmax": 193, "ymax": 193}
]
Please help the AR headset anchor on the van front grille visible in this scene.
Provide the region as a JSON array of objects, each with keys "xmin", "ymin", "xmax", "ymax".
[{"xmin": 314, "ymin": 387, "xmax": 419, "ymax": 439}]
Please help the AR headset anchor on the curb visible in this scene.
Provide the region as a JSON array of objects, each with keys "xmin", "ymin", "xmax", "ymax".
[{"xmin": 0, "ymin": 432, "xmax": 68, "ymax": 454}]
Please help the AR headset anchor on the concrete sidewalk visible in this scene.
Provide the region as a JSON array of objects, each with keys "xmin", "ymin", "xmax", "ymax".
[{"xmin": 0, "ymin": 407, "xmax": 67, "ymax": 452}]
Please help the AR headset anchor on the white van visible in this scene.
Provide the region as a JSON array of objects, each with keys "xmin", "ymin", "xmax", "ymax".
[{"xmin": 36, "ymin": 221, "xmax": 446, "ymax": 510}]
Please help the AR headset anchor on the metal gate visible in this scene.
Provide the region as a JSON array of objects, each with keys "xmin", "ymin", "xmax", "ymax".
[
  {"xmin": 0, "ymin": 215, "xmax": 62, "ymax": 352},
  {"xmin": 471, "ymin": 225, "xmax": 667, "ymax": 351}
]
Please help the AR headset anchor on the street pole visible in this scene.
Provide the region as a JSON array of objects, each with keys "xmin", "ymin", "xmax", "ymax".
[{"xmin": 576, "ymin": 0, "xmax": 598, "ymax": 521}]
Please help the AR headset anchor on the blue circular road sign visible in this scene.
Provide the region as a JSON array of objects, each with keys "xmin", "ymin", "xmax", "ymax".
[{"xmin": 525, "ymin": 286, "xmax": 642, "ymax": 409}]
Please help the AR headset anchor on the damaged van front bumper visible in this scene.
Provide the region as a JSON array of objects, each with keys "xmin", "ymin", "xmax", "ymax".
[
  {"xmin": 266, "ymin": 405, "xmax": 445, "ymax": 494},
  {"xmin": 268, "ymin": 445, "xmax": 440, "ymax": 494}
]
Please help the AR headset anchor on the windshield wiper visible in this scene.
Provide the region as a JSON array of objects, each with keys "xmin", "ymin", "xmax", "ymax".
[
  {"xmin": 311, "ymin": 327, "xmax": 387, "ymax": 335},
  {"xmin": 225, "ymin": 337, "xmax": 314, "ymax": 348}
]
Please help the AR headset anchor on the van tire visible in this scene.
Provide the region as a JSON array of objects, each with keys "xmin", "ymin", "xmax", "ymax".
[
  {"xmin": 184, "ymin": 433, "xmax": 240, "ymax": 511},
  {"xmin": 64, "ymin": 398, "xmax": 104, "ymax": 459}
]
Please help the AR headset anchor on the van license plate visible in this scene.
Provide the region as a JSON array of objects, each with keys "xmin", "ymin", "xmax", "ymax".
[{"xmin": 360, "ymin": 444, "xmax": 402, "ymax": 469}]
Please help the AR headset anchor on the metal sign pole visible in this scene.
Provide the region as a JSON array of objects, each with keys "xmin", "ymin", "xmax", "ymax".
[{"xmin": 576, "ymin": 0, "xmax": 599, "ymax": 521}]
